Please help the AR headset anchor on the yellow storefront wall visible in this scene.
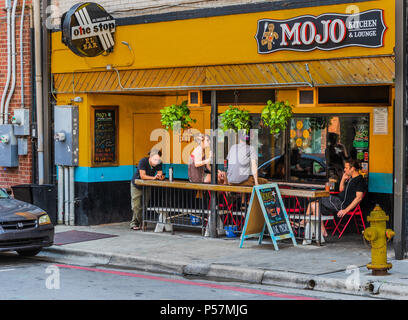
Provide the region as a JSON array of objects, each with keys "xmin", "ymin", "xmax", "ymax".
[
  {"xmin": 51, "ymin": 0, "xmax": 395, "ymax": 74},
  {"xmin": 52, "ymin": 0, "xmax": 395, "ymax": 194}
]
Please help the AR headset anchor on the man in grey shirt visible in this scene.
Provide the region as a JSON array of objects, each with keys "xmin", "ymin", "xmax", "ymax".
[{"xmin": 227, "ymin": 131, "xmax": 268, "ymax": 186}]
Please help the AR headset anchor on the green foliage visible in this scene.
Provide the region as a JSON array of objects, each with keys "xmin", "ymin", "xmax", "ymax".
[
  {"xmin": 261, "ymin": 100, "xmax": 293, "ymax": 134},
  {"xmin": 309, "ymin": 117, "xmax": 332, "ymax": 131},
  {"xmin": 160, "ymin": 100, "xmax": 196, "ymax": 131},
  {"xmin": 220, "ymin": 106, "xmax": 252, "ymax": 133}
]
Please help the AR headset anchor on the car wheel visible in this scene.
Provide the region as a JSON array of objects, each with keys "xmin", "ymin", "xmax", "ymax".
[{"xmin": 16, "ymin": 248, "xmax": 42, "ymax": 257}]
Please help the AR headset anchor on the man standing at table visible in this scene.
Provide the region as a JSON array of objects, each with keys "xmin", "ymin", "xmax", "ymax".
[{"xmin": 130, "ymin": 149, "xmax": 165, "ymax": 230}]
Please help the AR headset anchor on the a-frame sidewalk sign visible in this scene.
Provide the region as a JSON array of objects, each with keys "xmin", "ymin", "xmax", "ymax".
[{"xmin": 239, "ymin": 183, "xmax": 297, "ymax": 250}]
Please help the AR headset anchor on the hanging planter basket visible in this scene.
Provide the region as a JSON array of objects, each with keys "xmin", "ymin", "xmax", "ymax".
[
  {"xmin": 160, "ymin": 100, "xmax": 196, "ymax": 132},
  {"xmin": 220, "ymin": 105, "xmax": 252, "ymax": 133},
  {"xmin": 261, "ymin": 100, "xmax": 293, "ymax": 136}
]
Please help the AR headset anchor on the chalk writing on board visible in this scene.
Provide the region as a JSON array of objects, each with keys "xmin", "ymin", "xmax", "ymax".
[
  {"xmin": 94, "ymin": 109, "xmax": 116, "ymax": 163},
  {"xmin": 259, "ymin": 187, "xmax": 290, "ymax": 236}
]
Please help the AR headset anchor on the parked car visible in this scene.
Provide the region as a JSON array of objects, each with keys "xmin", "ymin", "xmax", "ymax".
[
  {"xmin": 0, "ymin": 188, "xmax": 54, "ymax": 256},
  {"xmin": 258, "ymin": 153, "xmax": 327, "ymax": 183}
]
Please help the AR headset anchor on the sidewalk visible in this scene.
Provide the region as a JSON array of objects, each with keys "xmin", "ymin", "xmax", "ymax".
[{"xmin": 37, "ymin": 222, "xmax": 408, "ymax": 300}]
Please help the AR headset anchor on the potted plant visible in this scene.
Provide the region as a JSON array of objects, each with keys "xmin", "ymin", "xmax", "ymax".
[
  {"xmin": 160, "ymin": 100, "xmax": 196, "ymax": 131},
  {"xmin": 261, "ymin": 100, "xmax": 293, "ymax": 135},
  {"xmin": 220, "ymin": 105, "xmax": 252, "ymax": 133}
]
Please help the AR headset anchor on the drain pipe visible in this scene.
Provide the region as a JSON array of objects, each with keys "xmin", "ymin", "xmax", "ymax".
[
  {"xmin": 57, "ymin": 165, "xmax": 64, "ymax": 225},
  {"xmin": 33, "ymin": 0, "xmax": 44, "ymax": 184},
  {"xmin": 4, "ymin": 0, "xmax": 18, "ymax": 124},
  {"xmin": 19, "ymin": 0, "xmax": 26, "ymax": 109},
  {"xmin": 69, "ymin": 167, "xmax": 75, "ymax": 225},
  {"xmin": 1, "ymin": 0, "xmax": 12, "ymax": 124},
  {"xmin": 64, "ymin": 167, "xmax": 69, "ymax": 225}
]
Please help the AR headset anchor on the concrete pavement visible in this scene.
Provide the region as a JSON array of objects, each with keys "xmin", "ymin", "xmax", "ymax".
[{"xmin": 36, "ymin": 222, "xmax": 408, "ymax": 300}]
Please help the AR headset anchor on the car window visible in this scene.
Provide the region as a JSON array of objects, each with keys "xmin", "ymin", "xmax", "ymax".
[
  {"xmin": 313, "ymin": 161, "xmax": 325, "ymax": 175},
  {"xmin": 299, "ymin": 158, "xmax": 313, "ymax": 169},
  {"xmin": 258, "ymin": 156, "xmax": 285, "ymax": 180},
  {"xmin": 0, "ymin": 189, "xmax": 9, "ymax": 199}
]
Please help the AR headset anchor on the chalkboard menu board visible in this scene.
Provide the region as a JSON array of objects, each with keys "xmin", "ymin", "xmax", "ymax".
[
  {"xmin": 258, "ymin": 187, "xmax": 291, "ymax": 237},
  {"xmin": 93, "ymin": 107, "xmax": 118, "ymax": 165},
  {"xmin": 239, "ymin": 183, "xmax": 296, "ymax": 250}
]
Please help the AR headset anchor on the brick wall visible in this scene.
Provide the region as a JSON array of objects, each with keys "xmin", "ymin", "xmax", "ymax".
[{"xmin": 0, "ymin": 0, "xmax": 33, "ymax": 190}]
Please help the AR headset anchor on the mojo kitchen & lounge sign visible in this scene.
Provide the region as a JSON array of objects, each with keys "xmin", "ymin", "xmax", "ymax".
[
  {"xmin": 62, "ymin": 2, "xmax": 116, "ymax": 57},
  {"xmin": 255, "ymin": 9, "xmax": 386, "ymax": 54}
]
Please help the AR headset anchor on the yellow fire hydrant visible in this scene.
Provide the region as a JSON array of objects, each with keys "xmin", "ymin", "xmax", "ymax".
[{"xmin": 363, "ymin": 205, "xmax": 395, "ymax": 276}]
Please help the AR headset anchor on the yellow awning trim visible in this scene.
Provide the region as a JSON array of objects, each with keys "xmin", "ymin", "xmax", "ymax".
[{"xmin": 52, "ymin": 56, "xmax": 395, "ymax": 94}]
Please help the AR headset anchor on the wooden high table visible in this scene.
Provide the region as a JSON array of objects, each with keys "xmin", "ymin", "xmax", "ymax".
[{"xmin": 134, "ymin": 179, "xmax": 330, "ymax": 243}]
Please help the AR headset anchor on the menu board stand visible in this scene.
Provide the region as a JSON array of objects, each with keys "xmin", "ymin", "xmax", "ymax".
[
  {"xmin": 239, "ymin": 183, "xmax": 297, "ymax": 250},
  {"xmin": 92, "ymin": 106, "xmax": 118, "ymax": 166}
]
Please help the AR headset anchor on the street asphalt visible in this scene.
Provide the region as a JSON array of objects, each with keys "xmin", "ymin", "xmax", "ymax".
[{"xmin": 34, "ymin": 222, "xmax": 408, "ymax": 300}]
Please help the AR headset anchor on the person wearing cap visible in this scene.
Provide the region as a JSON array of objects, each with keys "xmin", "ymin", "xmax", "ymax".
[
  {"xmin": 130, "ymin": 149, "xmax": 165, "ymax": 230},
  {"xmin": 226, "ymin": 131, "xmax": 267, "ymax": 186}
]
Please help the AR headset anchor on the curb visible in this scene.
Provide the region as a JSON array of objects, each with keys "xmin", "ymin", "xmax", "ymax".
[{"xmin": 39, "ymin": 246, "xmax": 408, "ymax": 299}]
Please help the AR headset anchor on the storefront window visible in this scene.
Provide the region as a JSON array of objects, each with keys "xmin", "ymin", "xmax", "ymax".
[
  {"xmin": 289, "ymin": 115, "xmax": 369, "ymax": 184},
  {"xmin": 289, "ymin": 117, "xmax": 326, "ymax": 183},
  {"xmin": 253, "ymin": 114, "xmax": 286, "ymax": 180},
  {"xmin": 236, "ymin": 113, "xmax": 369, "ymax": 185}
]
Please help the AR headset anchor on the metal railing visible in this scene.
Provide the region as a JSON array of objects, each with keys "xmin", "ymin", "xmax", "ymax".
[{"xmin": 135, "ymin": 180, "xmax": 330, "ymax": 245}]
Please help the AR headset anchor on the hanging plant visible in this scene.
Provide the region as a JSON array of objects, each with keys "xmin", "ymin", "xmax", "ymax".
[
  {"xmin": 220, "ymin": 105, "xmax": 252, "ymax": 133},
  {"xmin": 261, "ymin": 100, "xmax": 293, "ymax": 134},
  {"xmin": 309, "ymin": 117, "xmax": 332, "ymax": 131},
  {"xmin": 160, "ymin": 100, "xmax": 196, "ymax": 131}
]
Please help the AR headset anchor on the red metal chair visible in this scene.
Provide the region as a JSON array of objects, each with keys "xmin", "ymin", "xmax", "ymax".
[
  {"xmin": 207, "ymin": 191, "xmax": 239, "ymax": 229},
  {"xmin": 331, "ymin": 193, "xmax": 366, "ymax": 239},
  {"xmin": 279, "ymin": 186, "xmax": 305, "ymax": 236},
  {"xmin": 280, "ymin": 185, "xmax": 305, "ymax": 214},
  {"xmin": 323, "ymin": 192, "xmax": 339, "ymax": 232}
]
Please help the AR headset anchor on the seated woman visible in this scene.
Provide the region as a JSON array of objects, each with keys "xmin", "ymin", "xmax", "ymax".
[
  {"xmin": 188, "ymin": 133, "xmax": 228, "ymax": 185},
  {"xmin": 188, "ymin": 134, "xmax": 212, "ymax": 183}
]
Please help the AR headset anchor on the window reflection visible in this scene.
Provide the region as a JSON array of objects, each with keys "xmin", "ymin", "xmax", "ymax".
[
  {"xmin": 246, "ymin": 114, "xmax": 369, "ymax": 185},
  {"xmin": 288, "ymin": 115, "xmax": 369, "ymax": 184},
  {"xmin": 253, "ymin": 114, "xmax": 286, "ymax": 180},
  {"xmin": 289, "ymin": 117, "xmax": 326, "ymax": 183}
]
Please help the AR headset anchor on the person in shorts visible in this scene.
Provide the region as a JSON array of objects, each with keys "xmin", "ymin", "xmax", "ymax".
[{"xmin": 302, "ymin": 159, "xmax": 366, "ymax": 237}]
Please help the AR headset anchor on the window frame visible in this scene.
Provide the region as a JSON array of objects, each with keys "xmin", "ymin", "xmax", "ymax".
[
  {"xmin": 286, "ymin": 113, "xmax": 370, "ymax": 185},
  {"xmin": 297, "ymin": 88, "xmax": 317, "ymax": 107}
]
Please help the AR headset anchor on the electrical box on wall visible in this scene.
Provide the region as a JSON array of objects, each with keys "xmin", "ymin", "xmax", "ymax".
[
  {"xmin": 18, "ymin": 138, "xmax": 28, "ymax": 156},
  {"xmin": 12, "ymin": 109, "xmax": 30, "ymax": 136},
  {"xmin": 0, "ymin": 124, "xmax": 18, "ymax": 167},
  {"xmin": 54, "ymin": 105, "xmax": 79, "ymax": 166}
]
